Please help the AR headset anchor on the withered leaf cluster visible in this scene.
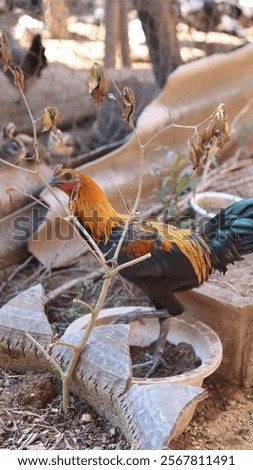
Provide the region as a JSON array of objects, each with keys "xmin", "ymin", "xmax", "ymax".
[
  {"xmin": 122, "ymin": 86, "xmax": 135, "ymax": 127},
  {"xmin": 0, "ymin": 30, "xmax": 12, "ymax": 72},
  {"xmin": 13, "ymin": 66, "xmax": 25, "ymax": 91},
  {"xmin": 42, "ymin": 106, "xmax": 62, "ymax": 136},
  {"xmin": 88, "ymin": 63, "xmax": 110, "ymax": 106},
  {"xmin": 1, "ymin": 30, "xmax": 25, "ymax": 91},
  {"xmin": 188, "ymin": 103, "xmax": 230, "ymax": 171},
  {"xmin": 88, "ymin": 63, "xmax": 136, "ymax": 127}
]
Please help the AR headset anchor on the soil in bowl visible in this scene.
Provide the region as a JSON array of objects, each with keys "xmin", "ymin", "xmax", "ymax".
[{"xmin": 130, "ymin": 341, "xmax": 202, "ymax": 378}]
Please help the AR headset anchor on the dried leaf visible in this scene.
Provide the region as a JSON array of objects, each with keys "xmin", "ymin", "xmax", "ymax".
[
  {"xmin": 216, "ymin": 103, "xmax": 229, "ymax": 133},
  {"xmin": 213, "ymin": 103, "xmax": 230, "ymax": 148},
  {"xmin": 69, "ymin": 197, "xmax": 77, "ymax": 217},
  {"xmin": 13, "ymin": 66, "xmax": 25, "ymax": 91},
  {"xmin": 122, "ymin": 86, "xmax": 135, "ymax": 126},
  {"xmin": 41, "ymin": 106, "xmax": 62, "ymax": 135},
  {"xmin": 5, "ymin": 187, "xmax": 14, "ymax": 203},
  {"xmin": 188, "ymin": 103, "xmax": 230, "ymax": 171},
  {"xmin": 88, "ymin": 63, "xmax": 110, "ymax": 106},
  {"xmin": 201, "ymin": 121, "xmax": 215, "ymax": 143},
  {"xmin": 188, "ymin": 136, "xmax": 201, "ymax": 171},
  {"xmin": 0, "ymin": 30, "xmax": 12, "ymax": 72}
]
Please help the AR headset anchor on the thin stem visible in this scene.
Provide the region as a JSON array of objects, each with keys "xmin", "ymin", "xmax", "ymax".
[
  {"xmin": 7, "ymin": 188, "xmax": 52, "ymax": 212},
  {"xmin": 61, "ymin": 275, "xmax": 112, "ymax": 413},
  {"xmin": 112, "ymin": 213, "xmax": 135, "ymax": 263},
  {"xmin": 49, "ymin": 340, "xmax": 79, "ymax": 352},
  {"xmin": 71, "ymin": 218, "xmax": 108, "ymax": 268},
  {"xmin": 13, "ymin": 76, "xmax": 40, "ymax": 165},
  {"xmin": 32, "ymin": 118, "xmax": 40, "ymax": 163},
  {"xmin": 38, "ymin": 172, "xmax": 68, "ymax": 214},
  {"xmin": 0, "ymin": 158, "xmax": 38, "ymax": 173},
  {"xmin": 104, "ymin": 69, "xmax": 122, "ymax": 98},
  {"xmin": 111, "ymin": 252, "xmax": 151, "ymax": 276},
  {"xmin": 132, "ymin": 125, "xmax": 145, "ymax": 213},
  {"xmin": 112, "ymin": 123, "xmax": 145, "ymax": 262},
  {"xmin": 25, "ymin": 332, "xmax": 63, "ymax": 376},
  {"xmin": 73, "ymin": 298, "xmax": 94, "ymax": 314},
  {"xmin": 144, "ymin": 107, "xmax": 219, "ymax": 149},
  {"xmin": 17, "ymin": 82, "xmax": 35, "ymax": 124}
]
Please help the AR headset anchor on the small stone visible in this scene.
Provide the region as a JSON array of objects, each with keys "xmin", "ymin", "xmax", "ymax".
[{"xmin": 81, "ymin": 413, "xmax": 92, "ymax": 423}]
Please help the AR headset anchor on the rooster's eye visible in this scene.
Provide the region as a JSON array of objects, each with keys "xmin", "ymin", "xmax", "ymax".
[{"xmin": 64, "ymin": 172, "xmax": 72, "ymax": 180}]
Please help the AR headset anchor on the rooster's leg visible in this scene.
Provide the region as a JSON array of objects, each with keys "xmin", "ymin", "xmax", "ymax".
[
  {"xmin": 132, "ymin": 317, "xmax": 171, "ymax": 377},
  {"xmin": 112, "ymin": 308, "xmax": 168, "ymax": 324}
]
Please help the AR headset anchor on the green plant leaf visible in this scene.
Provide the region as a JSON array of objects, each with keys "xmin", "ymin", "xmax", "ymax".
[{"xmin": 176, "ymin": 173, "xmax": 188, "ymax": 194}]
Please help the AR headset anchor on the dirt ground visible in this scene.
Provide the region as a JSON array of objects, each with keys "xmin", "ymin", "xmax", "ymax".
[
  {"xmin": 1, "ymin": 350, "xmax": 253, "ymax": 450},
  {"xmin": 0, "ymin": 371, "xmax": 130, "ymax": 450},
  {"xmin": 1, "ymin": 3, "xmax": 253, "ymax": 451},
  {"xmin": 171, "ymin": 378, "xmax": 253, "ymax": 450},
  {"xmin": 4, "ymin": 370, "xmax": 251, "ymax": 451}
]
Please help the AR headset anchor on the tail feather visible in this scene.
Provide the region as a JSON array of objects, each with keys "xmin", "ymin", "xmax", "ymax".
[
  {"xmin": 21, "ymin": 34, "xmax": 47, "ymax": 78},
  {"xmin": 202, "ymin": 198, "xmax": 253, "ymax": 273}
]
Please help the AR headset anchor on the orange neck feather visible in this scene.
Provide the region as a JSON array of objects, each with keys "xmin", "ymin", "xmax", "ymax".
[{"xmin": 74, "ymin": 174, "xmax": 124, "ymax": 243}]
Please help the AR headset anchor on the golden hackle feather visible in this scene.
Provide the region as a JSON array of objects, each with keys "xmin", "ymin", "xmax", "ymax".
[
  {"xmin": 74, "ymin": 174, "xmax": 126, "ymax": 243},
  {"xmin": 137, "ymin": 221, "xmax": 211, "ymax": 284},
  {"xmin": 161, "ymin": 225, "xmax": 211, "ymax": 283}
]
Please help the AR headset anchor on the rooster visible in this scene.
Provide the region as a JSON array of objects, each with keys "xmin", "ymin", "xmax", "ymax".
[{"xmin": 50, "ymin": 166, "xmax": 253, "ymax": 376}]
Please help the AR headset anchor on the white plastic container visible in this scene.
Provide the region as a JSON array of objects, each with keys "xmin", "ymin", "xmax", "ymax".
[{"xmin": 190, "ymin": 191, "xmax": 242, "ymax": 230}]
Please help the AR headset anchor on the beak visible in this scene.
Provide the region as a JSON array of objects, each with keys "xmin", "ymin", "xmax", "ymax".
[{"xmin": 49, "ymin": 175, "xmax": 61, "ymax": 187}]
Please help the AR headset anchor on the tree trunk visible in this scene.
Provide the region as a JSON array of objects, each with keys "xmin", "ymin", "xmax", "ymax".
[
  {"xmin": 104, "ymin": 0, "xmax": 131, "ymax": 68},
  {"xmin": 135, "ymin": 0, "xmax": 182, "ymax": 87},
  {"xmin": 43, "ymin": 0, "xmax": 69, "ymax": 39},
  {"xmin": 120, "ymin": 0, "xmax": 131, "ymax": 67},
  {"xmin": 104, "ymin": 0, "xmax": 120, "ymax": 68}
]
